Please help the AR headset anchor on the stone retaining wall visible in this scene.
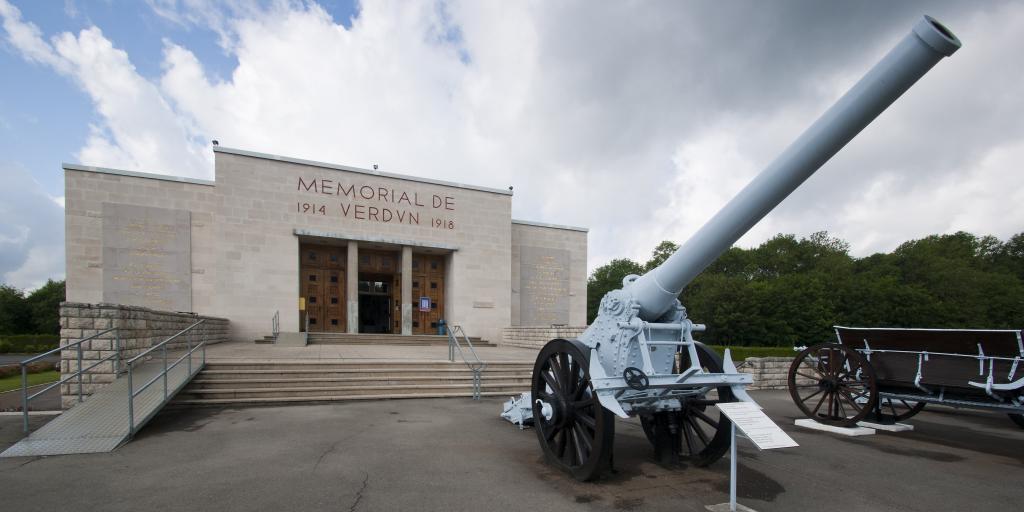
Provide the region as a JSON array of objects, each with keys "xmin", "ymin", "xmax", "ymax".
[
  {"xmin": 495, "ymin": 332, "xmax": 808, "ymax": 391},
  {"xmin": 739, "ymin": 356, "xmax": 811, "ymax": 390},
  {"xmin": 501, "ymin": 326, "xmax": 588, "ymax": 349},
  {"xmin": 59, "ymin": 302, "xmax": 229, "ymax": 408}
]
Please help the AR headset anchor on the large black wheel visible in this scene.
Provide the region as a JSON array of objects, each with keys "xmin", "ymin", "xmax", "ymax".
[
  {"xmin": 870, "ymin": 397, "xmax": 926, "ymax": 424},
  {"xmin": 788, "ymin": 343, "xmax": 877, "ymax": 427},
  {"xmin": 639, "ymin": 342, "xmax": 734, "ymax": 467},
  {"xmin": 532, "ymin": 339, "xmax": 614, "ymax": 481},
  {"xmin": 1009, "ymin": 414, "xmax": 1024, "ymax": 429}
]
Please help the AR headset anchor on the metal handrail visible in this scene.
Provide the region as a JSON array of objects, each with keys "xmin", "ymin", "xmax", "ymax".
[
  {"xmin": 447, "ymin": 325, "xmax": 487, "ymax": 400},
  {"xmin": 20, "ymin": 327, "xmax": 122, "ymax": 433},
  {"xmin": 127, "ymin": 319, "xmax": 206, "ymax": 438},
  {"xmin": 304, "ymin": 312, "xmax": 310, "ymax": 333}
]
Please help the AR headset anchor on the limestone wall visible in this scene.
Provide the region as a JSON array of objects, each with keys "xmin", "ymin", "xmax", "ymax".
[
  {"xmin": 500, "ymin": 326, "xmax": 588, "ymax": 349},
  {"xmin": 510, "ymin": 222, "xmax": 588, "ymax": 328},
  {"xmin": 739, "ymin": 357, "xmax": 810, "ymax": 390},
  {"xmin": 59, "ymin": 301, "xmax": 229, "ymax": 408},
  {"xmin": 492, "ymin": 335, "xmax": 806, "ymax": 392}
]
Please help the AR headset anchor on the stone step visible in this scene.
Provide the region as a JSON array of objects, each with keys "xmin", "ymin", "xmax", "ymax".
[
  {"xmin": 306, "ymin": 333, "xmax": 492, "ymax": 346},
  {"xmin": 202, "ymin": 361, "xmax": 533, "ymax": 371},
  {"xmin": 198, "ymin": 369, "xmax": 531, "ymax": 380},
  {"xmin": 176, "ymin": 382, "xmax": 530, "ymax": 400},
  {"xmin": 172, "ymin": 390, "xmax": 527, "ymax": 407},
  {"xmin": 190, "ymin": 375, "xmax": 532, "ymax": 389}
]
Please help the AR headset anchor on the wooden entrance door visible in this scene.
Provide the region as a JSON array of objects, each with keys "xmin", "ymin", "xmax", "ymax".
[
  {"xmin": 299, "ymin": 243, "xmax": 346, "ymax": 332},
  {"xmin": 411, "ymin": 255, "xmax": 445, "ymax": 335}
]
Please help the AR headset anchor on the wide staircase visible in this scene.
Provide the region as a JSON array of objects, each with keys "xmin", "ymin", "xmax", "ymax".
[
  {"xmin": 172, "ymin": 360, "xmax": 532, "ymax": 406},
  {"xmin": 255, "ymin": 333, "xmax": 494, "ymax": 346}
]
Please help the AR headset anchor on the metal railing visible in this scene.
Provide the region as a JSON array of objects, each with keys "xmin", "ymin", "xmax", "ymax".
[
  {"xmin": 447, "ymin": 325, "xmax": 487, "ymax": 399},
  {"xmin": 126, "ymin": 319, "xmax": 206, "ymax": 438},
  {"xmin": 18, "ymin": 328, "xmax": 122, "ymax": 433},
  {"xmin": 272, "ymin": 310, "xmax": 280, "ymax": 340}
]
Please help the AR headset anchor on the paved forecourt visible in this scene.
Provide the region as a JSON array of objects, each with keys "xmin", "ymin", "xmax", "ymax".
[{"xmin": 1, "ymin": 390, "xmax": 1021, "ymax": 511}]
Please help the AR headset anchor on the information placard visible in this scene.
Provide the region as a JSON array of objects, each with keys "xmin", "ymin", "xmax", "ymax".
[{"xmin": 716, "ymin": 402, "xmax": 799, "ymax": 450}]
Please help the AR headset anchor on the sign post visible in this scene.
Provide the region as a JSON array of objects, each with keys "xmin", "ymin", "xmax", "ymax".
[{"xmin": 708, "ymin": 402, "xmax": 799, "ymax": 512}]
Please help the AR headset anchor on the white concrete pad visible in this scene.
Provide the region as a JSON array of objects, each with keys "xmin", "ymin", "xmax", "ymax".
[
  {"xmin": 794, "ymin": 418, "xmax": 875, "ymax": 436},
  {"xmin": 707, "ymin": 503, "xmax": 759, "ymax": 512},
  {"xmin": 857, "ymin": 420, "xmax": 914, "ymax": 432},
  {"xmin": 275, "ymin": 332, "xmax": 307, "ymax": 347}
]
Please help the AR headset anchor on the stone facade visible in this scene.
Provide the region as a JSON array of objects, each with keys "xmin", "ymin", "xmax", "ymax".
[
  {"xmin": 739, "ymin": 357, "xmax": 811, "ymax": 390},
  {"xmin": 510, "ymin": 222, "xmax": 588, "ymax": 327},
  {"xmin": 500, "ymin": 326, "xmax": 588, "ymax": 349},
  {"xmin": 58, "ymin": 301, "xmax": 229, "ymax": 408},
  {"xmin": 64, "ymin": 147, "xmax": 588, "ymax": 344}
]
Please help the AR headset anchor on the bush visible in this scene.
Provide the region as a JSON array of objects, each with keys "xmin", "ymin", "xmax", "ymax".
[
  {"xmin": 0, "ymin": 361, "xmax": 59, "ymax": 378},
  {"xmin": 0, "ymin": 334, "xmax": 60, "ymax": 354}
]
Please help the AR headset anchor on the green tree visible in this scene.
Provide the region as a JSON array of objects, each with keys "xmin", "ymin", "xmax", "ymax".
[
  {"xmin": 0, "ymin": 284, "xmax": 31, "ymax": 335},
  {"xmin": 587, "ymin": 231, "xmax": 1024, "ymax": 346},
  {"xmin": 586, "ymin": 258, "xmax": 643, "ymax": 322},
  {"xmin": 643, "ymin": 241, "xmax": 679, "ymax": 272},
  {"xmin": 26, "ymin": 280, "xmax": 65, "ymax": 335}
]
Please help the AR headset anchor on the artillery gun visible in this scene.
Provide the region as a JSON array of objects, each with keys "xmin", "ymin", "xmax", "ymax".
[{"xmin": 530, "ymin": 15, "xmax": 961, "ymax": 481}]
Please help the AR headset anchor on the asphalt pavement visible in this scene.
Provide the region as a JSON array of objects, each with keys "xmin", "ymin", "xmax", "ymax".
[{"xmin": 0, "ymin": 390, "xmax": 1021, "ymax": 511}]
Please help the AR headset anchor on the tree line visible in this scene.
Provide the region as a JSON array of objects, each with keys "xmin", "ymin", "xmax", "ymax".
[
  {"xmin": 0, "ymin": 280, "xmax": 65, "ymax": 335},
  {"xmin": 587, "ymin": 232, "xmax": 1024, "ymax": 347}
]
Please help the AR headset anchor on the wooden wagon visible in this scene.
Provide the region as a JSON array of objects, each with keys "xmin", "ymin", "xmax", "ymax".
[{"xmin": 787, "ymin": 326, "xmax": 1024, "ymax": 428}]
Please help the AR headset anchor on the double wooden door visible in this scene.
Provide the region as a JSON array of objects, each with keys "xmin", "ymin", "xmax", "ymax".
[
  {"xmin": 300, "ymin": 244, "xmax": 346, "ymax": 332},
  {"xmin": 411, "ymin": 255, "xmax": 445, "ymax": 335}
]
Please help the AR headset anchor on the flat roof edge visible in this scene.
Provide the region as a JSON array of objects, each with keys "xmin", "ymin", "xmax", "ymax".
[
  {"xmin": 293, "ymin": 229, "xmax": 460, "ymax": 251},
  {"xmin": 215, "ymin": 146, "xmax": 513, "ymax": 196},
  {"xmin": 62, "ymin": 163, "xmax": 215, "ymax": 187},
  {"xmin": 512, "ymin": 219, "xmax": 588, "ymax": 233}
]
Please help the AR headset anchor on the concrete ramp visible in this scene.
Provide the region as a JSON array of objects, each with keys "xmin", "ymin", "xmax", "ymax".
[{"xmin": 1, "ymin": 358, "xmax": 199, "ymax": 457}]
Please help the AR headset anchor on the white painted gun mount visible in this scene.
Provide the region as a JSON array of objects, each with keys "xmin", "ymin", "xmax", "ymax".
[{"xmin": 530, "ymin": 16, "xmax": 961, "ymax": 481}]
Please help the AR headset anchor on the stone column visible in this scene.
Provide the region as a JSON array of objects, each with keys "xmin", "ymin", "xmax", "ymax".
[
  {"xmin": 347, "ymin": 241, "xmax": 359, "ymax": 333},
  {"xmin": 401, "ymin": 246, "xmax": 413, "ymax": 335}
]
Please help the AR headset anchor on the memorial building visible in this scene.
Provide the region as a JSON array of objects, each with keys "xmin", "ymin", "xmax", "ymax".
[{"xmin": 63, "ymin": 146, "xmax": 588, "ymax": 343}]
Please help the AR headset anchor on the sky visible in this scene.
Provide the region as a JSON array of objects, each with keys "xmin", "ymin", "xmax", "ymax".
[{"xmin": 1, "ymin": 0, "xmax": 1022, "ymax": 291}]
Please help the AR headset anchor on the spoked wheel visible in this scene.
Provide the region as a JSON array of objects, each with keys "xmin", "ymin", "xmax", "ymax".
[
  {"xmin": 788, "ymin": 343, "xmax": 877, "ymax": 427},
  {"xmin": 870, "ymin": 397, "xmax": 926, "ymax": 424},
  {"xmin": 531, "ymin": 339, "xmax": 614, "ymax": 481},
  {"xmin": 1009, "ymin": 414, "xmax": 1024, "ymax": 429},
  {"xmin": 639, "ymin": 342, "xmax": 734, "ymax": 467}
]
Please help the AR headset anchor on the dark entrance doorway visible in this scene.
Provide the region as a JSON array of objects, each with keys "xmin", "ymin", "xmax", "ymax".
[{"xmin": 358, "ymin": 274, "xmax": 392, "ymax": 333}]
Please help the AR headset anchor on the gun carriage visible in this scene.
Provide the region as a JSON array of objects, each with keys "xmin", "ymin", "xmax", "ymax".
[
  {"xmin": 530, "ymin": 16, "xmax": 961, "ymax": 480},
  {"xmin": 788, "ymin": 327, "xmax": 1024, "ymax": 428}
]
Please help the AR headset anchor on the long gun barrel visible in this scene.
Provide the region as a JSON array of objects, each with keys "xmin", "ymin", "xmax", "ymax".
[{"xmin": 627, "ymin": 16, "xmax": 961, "ymax": 320}]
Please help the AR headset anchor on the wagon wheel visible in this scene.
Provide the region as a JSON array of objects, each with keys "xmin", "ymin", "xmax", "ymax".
[
  {"xmin": 788, "ymin": 343, "xmax": 877, "ymax": 427},
  {"xmin": 1009, "ymin": 414, "xmax": 1024, "ymax": 429},
  {"xmin": 870, "ymin": 397, "xmax": 926, "ymax": 424},
  {"xmin": 639, "ymin": 342, "xmax": 734, "ymax": 467},
  {"xmin": 532, "ymin": 339, "xmax": 614, "ymax": 481}
]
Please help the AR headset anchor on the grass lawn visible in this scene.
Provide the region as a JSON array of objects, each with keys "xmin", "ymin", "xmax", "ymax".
[{"xmin": 0, "ymin": 370, "xmax": 60, "ymax": 393}]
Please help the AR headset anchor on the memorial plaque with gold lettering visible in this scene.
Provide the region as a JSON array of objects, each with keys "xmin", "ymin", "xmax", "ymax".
[
  {"xmin": 519, "ymin": 246, "xmax": 570, "ymax": 325},
  {"xmin": 102, "ymin": 203, "xmax": 192, "ymax": 311}
]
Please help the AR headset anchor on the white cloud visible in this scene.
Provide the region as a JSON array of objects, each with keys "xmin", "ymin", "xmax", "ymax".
[
  {"xmin": 2, "ymin": 0, "xmax": 1023, "ymax": 290},
  {"xmin": 0, "ymin": 164, "xmax": 65, "ymax": 290},
  {"xmin": 0, "ymin": 0, "xmax": 211, "ymax": 178}
]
